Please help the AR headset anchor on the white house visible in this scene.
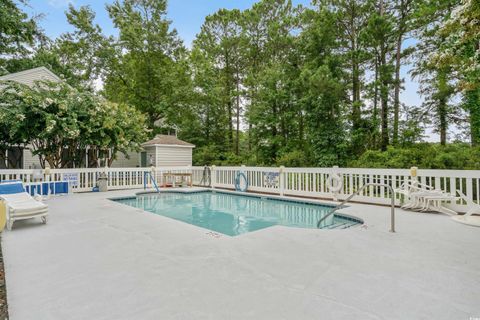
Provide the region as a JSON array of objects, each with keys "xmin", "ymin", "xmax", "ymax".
[
  {"xmin": 140, "ymin": 135, "xmax": 195, "ymax": 167},
  {"xmin": 0, "ymin": 67, "xmax": 195, "ymax": 169},
  {"xmin": 0, "ymin": 67, "xmax": 64, "ymax": 169},
  {"xmin": 0, "ymin": 66, "xmax": 62, "ymax": 87}
]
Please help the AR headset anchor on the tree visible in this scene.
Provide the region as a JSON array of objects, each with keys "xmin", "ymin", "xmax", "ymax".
[
  {"xmin": 330, "ymin": 0, "xmax": 371, "ymax": 154},
  {"xmin": 243, "ymin": 0, "xmax": 302, "ymax": 164},
  {"xmin": 54, "ymin": 5, "xmax": 115, "ymax": 89},
  {"xmin": 193, "ymin": 8, "xmax": 244, "ymax": 154},
  {"xmin": 0, "ymin": 80, "xmax": 148, "ymax": 168},
  {"xmin": 0, "ymin": 0, "xmax": 42, "ymax": 64},
  {"xmin": 299, "ymin": 3, "xmax": 348, "ymax": 166},
  {"xmin": 364, "ymin": 0, "xmax": 396, "ymax": 151},
  {"xmin": 391, "ymin": 0, "xmax": 416, "ymax": 145},
  {"xmin": 435, "ymin": 0, "xmax": 480, "ymax": 145},
  {"xmin": 413, "ymin": 0, "xmax": 458, "ymax": 145},
  {"xmin": 104, "ymin": 0, "xmax": 191, "ymax": 130}
]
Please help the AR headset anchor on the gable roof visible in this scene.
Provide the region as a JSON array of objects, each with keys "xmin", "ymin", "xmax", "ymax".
[
  {"xmin": 0, "ymin": 67, "xmax": 62, "ymax": 87},
  {"xmin": 142, "ymin": 135, "xmax": 195, "ymax": 148}
]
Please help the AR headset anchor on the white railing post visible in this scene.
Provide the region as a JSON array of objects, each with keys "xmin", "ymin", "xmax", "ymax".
[
  {"xmin": 279, "ymin": 166, "xmax": 285, "ymax": 196},
  {"xmin": 211, "ymin": 165, "xmax": 216, "ymax": 189},
  {"xmin": 332, "ymin": 165, "xmax": 340, "ymax": 201},
  {"xmin": 150, "ymin": 166, "xmax": 155, "ymax": 189}
]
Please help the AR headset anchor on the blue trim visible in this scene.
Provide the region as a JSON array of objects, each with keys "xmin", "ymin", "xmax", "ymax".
[
  {"xmin": 25, "ymin": 181, "xmax": 69, "ymax": 196},
  {"xmin": 0, "ymin": 180, "xmax": 25, "ymax": 194}
]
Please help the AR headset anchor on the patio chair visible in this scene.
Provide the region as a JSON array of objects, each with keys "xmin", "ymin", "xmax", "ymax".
[
  {"xmin": 396, "ymin": 179, "xmax": 437, "ymax": 210},
  {"xmin": 451, "ymin": 190, "xmax": 480, "ymax": 227},
  {"xmin": 0, "ymin": 180, "xmax": 48, "ymax": 230},
  {"xmin": 417, "ymin": 193, "xmax": 458, "ymax": 215},
  {"xmin": 397, "ymin": 180, "xmax": 458, "ymax": 215},
  {"xmin": 395, "ymin": 179, "xmax": 435, "ymax": 202}
]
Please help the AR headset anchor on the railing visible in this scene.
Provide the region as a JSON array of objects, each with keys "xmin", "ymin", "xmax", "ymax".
[
  {"xmin": 0, "ymin": 166, "xmax": 202, "ymax": 193},
  {"xmin": 1, "ymin": 165, "xmax": 479, "ymax": 213},
  {"xmin": 316, "ymin": 183, "xmax": 396, "ymax": 232},
  {"xmin": 207, "ymin": 166, "xmax": 480, "ymax": 213}
]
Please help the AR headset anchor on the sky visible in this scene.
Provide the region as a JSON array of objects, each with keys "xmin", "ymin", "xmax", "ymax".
[{"xmin": 22, "ymin": 0, "xmax": 438, "ymax": 141}]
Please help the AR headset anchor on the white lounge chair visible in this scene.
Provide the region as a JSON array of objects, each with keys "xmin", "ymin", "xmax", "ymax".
[
  {"xmin": 451, "ymin": 190, "xmax": 480, "ymax": 227},
  {"xmin": 396, "ymin": 179, "xmax": 458, "ymax": 215},
  {"xmin": 0, "ymin": 180, "xmax": 48, "ymax": 230}
]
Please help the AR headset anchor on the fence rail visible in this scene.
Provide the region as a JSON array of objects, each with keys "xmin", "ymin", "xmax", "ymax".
[
  {"xmin": 0, "ymin": 167, "xmax": 203, "ymax": 193},
  {"xmin": 1, "ymin": 165, "xmax": 479, "ymax": 212},
  {"xmin": 208, "ymin": 166, "xmax": 480, "ymax": 212}
]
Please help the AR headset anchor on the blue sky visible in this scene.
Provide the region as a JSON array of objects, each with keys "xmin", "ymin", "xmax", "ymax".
[
  {"xmin": 26, "ymin": 0, "xmax": 311, "ymax": 44},
  {"xmin": 23, "ymin": 0, "xmax": 436, "ymax": 140}
]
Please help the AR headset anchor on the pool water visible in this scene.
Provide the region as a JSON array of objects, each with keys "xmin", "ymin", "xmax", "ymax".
[{"xmin": 113, "ymin": 191, "xmax": 360, "ymax": 236}]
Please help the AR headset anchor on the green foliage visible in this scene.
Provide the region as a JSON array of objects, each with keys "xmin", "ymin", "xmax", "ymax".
[
  {"xmin": 275, "ymin": 150, "xmax": 310, "ymax": 167},
  {"xmin": 2, "ymin": 0, "xmax": 480, "ymax": 170},
  {"xmin": 0, "ymin": 80, "xmax": 148, "ymax": 168},
  {"xmin": 104, "ymin": 0, "xmax": 191, "ymax": 128},
  {"xmin": 350, "ymin": 143, "xmax": 480, "ymax": 169},
  {"xmin": 54, "ymin": 5, "xmax": 115, "ymax": 88},
  {"xmin": 0, "ymin": 0, "xmax": 41, "ymax": 61}
]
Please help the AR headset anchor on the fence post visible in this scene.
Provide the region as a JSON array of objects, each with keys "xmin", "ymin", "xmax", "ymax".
[
  {"xmin": 105, "ymin": 165, "xmax": 110, "ymax": 190},
  {"xmin": 279, "ymin": 166, "xmax": 285, "ymax": 196},
  {"xmin": 211, "ymin": 165, "xmax": 216, "ymax": 189},
  {"xmin": 332, "ymin": 165, "xmax": 340, "ymax": 201},
  {"xmin": 150, "ymin": 166, "xmax": 155, "ymax": 188}
]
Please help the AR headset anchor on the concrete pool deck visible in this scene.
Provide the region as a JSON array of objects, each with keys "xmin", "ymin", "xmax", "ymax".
[{"xmin": 3, "ymin": 188, "xmax": 480, "ymax": 319}]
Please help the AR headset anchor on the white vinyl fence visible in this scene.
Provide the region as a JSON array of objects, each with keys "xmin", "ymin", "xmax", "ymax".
[
  {"xmin": 208, "ymin": 166, "xmax": 480, "ymax": 213},
  {"xmin": 0, "ymin": 167, "xmax": 201, "ymax": 193},
  {"xmin": 1, "ymin": 165, "xmax": 479, "ymax": 212}
]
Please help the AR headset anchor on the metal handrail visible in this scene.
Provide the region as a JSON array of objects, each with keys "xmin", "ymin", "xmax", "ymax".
[
  {"xmin": 143, "ymin": 171, "xmax": 160, "ymax": 193},
  {"xmin": 199, "ymin": 166, "xmax": 211, "ymax": 187},
  {"xmin": 317, "ymin": 183, "xmax": 396, "ymax": 232}
]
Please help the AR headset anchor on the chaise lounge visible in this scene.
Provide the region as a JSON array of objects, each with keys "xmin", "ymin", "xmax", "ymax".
[{"xmin": 0, "ymin": 180, "xmax": 49, "ymax": 230}]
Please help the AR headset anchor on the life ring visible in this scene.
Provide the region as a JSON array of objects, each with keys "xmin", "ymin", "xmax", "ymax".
[
  {"xmin": 235, "ymin": 172, "xmax": 248, "ymax": 192},
  {"xmin": 327, "ymin": 173, "xmax": 343, "ymax": 193}
]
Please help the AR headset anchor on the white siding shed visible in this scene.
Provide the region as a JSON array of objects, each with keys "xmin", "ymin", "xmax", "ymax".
[{"xmin": 142, "ymin": 135, "xmax": 195, "ymax": 167}]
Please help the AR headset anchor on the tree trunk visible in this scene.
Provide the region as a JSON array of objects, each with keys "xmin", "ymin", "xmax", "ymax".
[
  {"xmin": 379, "ymin": 0, "xmax": 389, "ymax": 151},
  {"xmin": 224, "ymin": 50, "xmax": 234, "ymax": 151},
  {"xmin": 467, "ymin": 89, "xmax": 480, "ymax": 146},
  {"xmin": 438, "ymin": 97, "xmax": 447, "ymax": 146},
  {"xmin": 235, "ymin": 72, "xmax": 240, "ymax": 155},
  {"xmin": 372, "ymin": 55, "xmax": 379, "ymax": 149},
  {"xmin": 351, "ymin": 11, "xmax": 361, "ymax": 131},
  {"xmin": 392, "ymin": 33, "xmax": 402, "ymax": 145},
  {"xmin": 437, "ymin": 70, "xmax": 449, "ymax": 146}
]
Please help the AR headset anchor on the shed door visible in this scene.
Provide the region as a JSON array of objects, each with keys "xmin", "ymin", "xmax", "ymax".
[{"xmin": 140, "ymin": 152, "xmax": 147, "ymax": 167}]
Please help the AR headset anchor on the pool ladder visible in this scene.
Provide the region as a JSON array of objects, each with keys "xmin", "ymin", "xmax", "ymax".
[
  {"xmin": 144, "ymin": 172, "xmax": 160, "ymax": 193},
  {"xmin": 317, "ymin": 183, "xmax": 396, "ymax": 232}
]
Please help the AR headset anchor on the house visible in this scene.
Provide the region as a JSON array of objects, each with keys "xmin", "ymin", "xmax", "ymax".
[
  {"xmin": 0, "ymin": 66, "xmax": 62, "ymax": 87},
  {"xmin": 139, "ymin": 135, "xmax": 195, "ymax": 167},
  {"xmin": 0, "ymin": 67, "xmax": 195, "ymax": 169},
  {"xmin": 0, "ymin": 67, "xmax": 63, "ymax": 169}
]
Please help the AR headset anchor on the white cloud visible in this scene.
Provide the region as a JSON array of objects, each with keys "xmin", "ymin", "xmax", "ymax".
[{"xmin": 47, "ymin": 0, "xmax": 74, "ymax": 8}]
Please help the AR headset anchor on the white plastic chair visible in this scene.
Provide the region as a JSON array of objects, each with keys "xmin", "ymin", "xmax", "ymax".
[
  {"xmin": 0, "ymin": 180, "xmax": 49, "ymax": 230},
  {"xmin": 451, "ymin": 190, "xmax": 480, "ymax": 227}
]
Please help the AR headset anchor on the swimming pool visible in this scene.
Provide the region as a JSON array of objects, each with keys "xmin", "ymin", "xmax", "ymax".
[{"xmin": 112, "ymin": 191, "xmax": 361, "ymax": 236}]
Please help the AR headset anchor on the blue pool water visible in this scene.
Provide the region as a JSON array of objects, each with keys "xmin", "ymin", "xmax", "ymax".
[{"xmin": 113, "ymin": 191, "xmax": 360, "ymax": 236}]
